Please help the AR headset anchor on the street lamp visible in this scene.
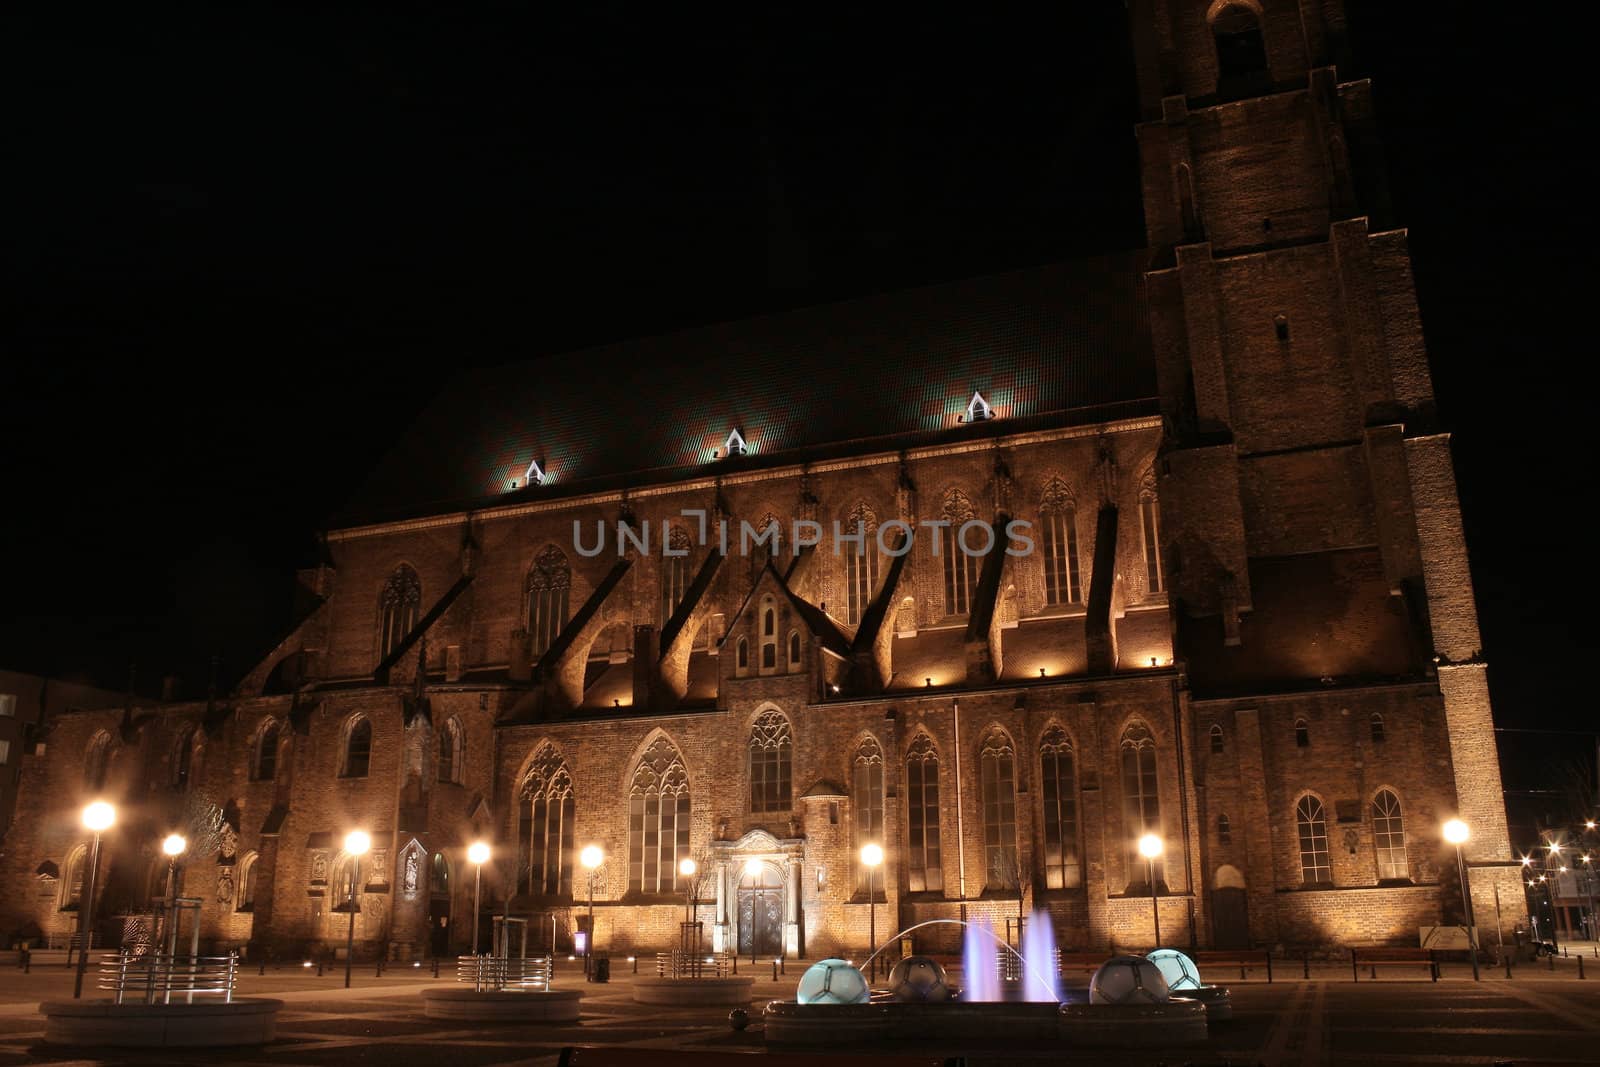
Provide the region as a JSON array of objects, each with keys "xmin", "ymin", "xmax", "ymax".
[
  {"xmin": 73, "ymin": 801, "xmax": 116, "ymax": 999},
  {"xmin": 468, "ymin": 841, "xmax": 490, "ymax": 956},
  {"xmin": 1138, "ymin": 833, "xmax": 1164, "ymax": 949},
  {"xmin": 678, "ymin": 857, "xmax": 699, "ymax": 951},
  {"xmin": 160, "ymin": 834, "xmax": 187, "ymax": 958},
  {"xmin": 580, "ymin": 845, "xmax": 603, "ymax": 978},
  {"xmin": 1442, "ymin": 819, "xmax": 1480, "ymax": 981},
  {"xmin": 343, "ymin": 830, "xmax": 371, "ymax": 989},
  {"xmin": 860, "ymin": 843, "xmax": 884, "ymax": 982}
]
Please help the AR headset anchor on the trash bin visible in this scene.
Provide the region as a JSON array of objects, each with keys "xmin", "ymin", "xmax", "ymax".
[{"xmin": 593, "ymin": 956, "xmax": 610, "ymax": 983}]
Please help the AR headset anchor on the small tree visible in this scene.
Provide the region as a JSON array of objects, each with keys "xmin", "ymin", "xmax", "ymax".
[{"xmin": 988, "ymin": 849, "xmax": 1033, "ymax": 944}]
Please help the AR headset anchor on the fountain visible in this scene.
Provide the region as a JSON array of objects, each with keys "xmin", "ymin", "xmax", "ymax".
[{"xmin": 761, "ymin": 914, "xmax": 1214, "ymax": 1049}]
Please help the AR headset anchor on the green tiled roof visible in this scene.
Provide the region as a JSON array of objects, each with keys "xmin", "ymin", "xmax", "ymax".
[{"xmin": 339, "ymin": 251, "xmax": 1156, "ymax": 527}]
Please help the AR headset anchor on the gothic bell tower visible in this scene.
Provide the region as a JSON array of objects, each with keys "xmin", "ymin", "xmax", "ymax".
[{"xmin": 1131, "ymin": 0, "xmax": 1517, "ymax": 929}]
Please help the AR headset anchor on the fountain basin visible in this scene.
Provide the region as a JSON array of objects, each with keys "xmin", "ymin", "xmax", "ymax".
[
  {"xmin": 764, "ymin": 1000, "xmax": 1062, "ymax": 1045},
  {"xmin": 420, "ymin": 988, "xmax": 583, "ymax": 1021},
  {"xmin": 633, "ymin": 976, "xmax": 754, "ymax": 1006},
  {"xmin": 1058, "ymin": 998, "xmax": 1208, "ymax": 1046},
  {"xmin": 1176, "ymin": 984, "xmax": 1231, "ymax": 1021}
]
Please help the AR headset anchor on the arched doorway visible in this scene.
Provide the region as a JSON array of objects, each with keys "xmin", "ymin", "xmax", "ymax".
[
  {"xmin": 428, "ymin": 852, "xmax": 451, "ymax": 957},
  {"xmin": 737, "ymin": 861, "xmax": 784, "ymax": 958},
  {"xmin": 1212, "ymin": 865, "xmax": 1249, "ymax": 949}
]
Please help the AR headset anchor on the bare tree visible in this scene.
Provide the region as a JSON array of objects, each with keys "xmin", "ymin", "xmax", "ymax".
[{"xmin": 988, "ymin": 849, "xmax": 1033, "ymax": 942}]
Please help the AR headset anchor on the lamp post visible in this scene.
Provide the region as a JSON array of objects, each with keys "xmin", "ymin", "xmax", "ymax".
[
  {"xmin": 678, "ymin": 857, "xmax": 698, "ymax": 952},
  {"xmin": 467, "ymin": 841, "xmax": 490, "ymax": 956},
  {"xmin": 343, "ymin": 830, "xmax": 371, "ymax": 989},
  {"xmin": 860, "ymin": 843, "xmax": 884, "ymax": 982},
  {"xmin": 160, "ymin": 834, "xmax": 187, "ymax": 958},
  {"xmin": 1138, "ymin": 833, "xmax": 1164, "ymax": 950},
  {"xmin": 580, "ymin": 845, "xmax": 603, "ymax": 979},
  {"xmin": 1443, "ymin": 819, "xmax": 1480, "ymax": 981},
  {"xmin": 73, "ymin": 801, "xmax": 116, "ymax": 999}
]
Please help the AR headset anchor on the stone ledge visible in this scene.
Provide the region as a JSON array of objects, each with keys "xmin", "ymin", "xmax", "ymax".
[
  {"xmin": 40, "ymin": 998, "xmax": 283, "ymax": 1048},
  {"xmin": 420, "ymin": 987, "xmax": 583, "ymax": 1021},
  {"xmin": 632, "ymin": 976, "xmax": 755, "ymax": 1006}
]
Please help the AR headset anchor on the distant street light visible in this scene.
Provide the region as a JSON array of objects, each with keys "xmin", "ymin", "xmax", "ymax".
[
  {"xmin": 678, "ymin": 857, "xmax": 699, "ymax": 947},
  {"xmin": 160, "ymin": 834, "xmax": 187, "ymax": 958},
  {"xmin": 468, "ymin": 841, "xmax": 490, "ymax": 956},
  {"xmin": 73, "ymin": 801, "xmax": 116, "ymax": 999},
  {"xmin": 861, "ymin": 843, "xmax": 884, "ymax": 982},
  {"xmin": 1138, "ymin": 833, "xmax": 1164, "ymax": 949},
  {"xmin": 1442, "ymin": 819, "xmax": 1480, "ymax": 981},
  {"xmin": 343, "ymin": 830, "xmax": 371, "ymax": 989}
]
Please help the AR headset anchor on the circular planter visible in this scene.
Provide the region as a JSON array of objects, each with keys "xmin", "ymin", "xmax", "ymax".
[
  {"xmin": 1058, "ymin": 999, "xmax": 1208, "ymax": 1046},
  {"xmin": 632, "ymin": 976, "xmax": 755, "ymax": 1006},
  {"xmin": 420, "ymin": 987, "xmax": 583, "ymax": 1021},
  {"xmin": 763, "ymin": 1001, "xmax": 893, "ymax": 1044},
  {"xmin": 40, "ymin": 998, "xmax": 283, "ymax": 1048},
  {"xmin": 764, "ymin": 1001, "xmax": 1064, "ymax": 1046}
]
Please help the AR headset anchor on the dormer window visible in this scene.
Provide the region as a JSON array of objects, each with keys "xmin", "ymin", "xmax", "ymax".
[
  {"xmin": 722, "ymin": 429, "xmax": 748, "ymax": 458},
  {"xmin": 962, "ymin": 391, "xmax": 994, "ymax": 423},
  {"xmin": 524, "ymin": 460, "xmax": 547, "ymax": 486}
]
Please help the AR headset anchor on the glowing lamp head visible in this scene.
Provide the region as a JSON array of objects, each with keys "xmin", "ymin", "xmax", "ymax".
[
  {"xmin": 580, "ymin": 845, "xmax": 603, "ymax": 870},
  {"xmin": 1137, "ymin": 833, "xmax": 1164, "ymax": 860},
  {"xmin": 859, "ymin": 843, "xmax": 884, "ymax": 868},
  {"xmin": 1522, "ymin": 856, "xmax": 1533, "ymax": 866},
  {"xmin": 1442, "ymin": 819, "xmax": 1469, "ymax": 846},
  {"xmin": 161, "ymin": 833, "xmax": 187, "ymax": 857},
  {"xmin": 82, "ymin": 801, "xmax": 116, "ymax": 833},
  {"xmin": 344, "ymin": 830, "xmax": 371, "ymax": 856},
  {"xmin": 468, "ymin": 841, "xmax": 490, "ymax": 865},
  {"xmin": 678, "ymin": 857, "xmax": 698, "ymax": 878},
  {"xmin": 1548, "ymin": 841, "xmax": 1562, "ymax": 853},
  {"xmin": 743, "ymin": 857, "xmax": 764, "ymax": 879},
  {"xmin": 1588, "ymin": 820, "xmax": 1596, "ymax": 831}
]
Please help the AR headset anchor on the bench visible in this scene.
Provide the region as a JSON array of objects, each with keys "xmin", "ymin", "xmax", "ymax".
[
  {"xmin": 1193, "ymin": 948, "xmax": 1273, "ymax": 983},
  {"xmin": 559, "ymin": 1048, "xmax": 963, "ymax": 1067},
  {"xmin": 1351, "ymin": 947, "xmax": 1437, "ymax": 981},
  {"xmin": 1058, "ymin": 952, "xmax": 1109, "ymax": 977}
]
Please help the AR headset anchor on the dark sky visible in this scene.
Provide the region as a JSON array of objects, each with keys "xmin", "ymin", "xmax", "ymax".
[{"xmin": 2, "ymin": 3, "xmax": 1591, "ymax": 767}]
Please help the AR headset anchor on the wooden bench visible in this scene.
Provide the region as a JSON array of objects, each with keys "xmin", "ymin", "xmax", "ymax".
[
  {"xmin": 1193, "ymin": 948, "xmax": 1273, "ymax": 983},
  {"xmin": 559, "ymin": 1048, "xmax": 963, "ymax": 1067},
  {"xmin": 1058, "ymin": 952, "xmax": 1109, "ymax": 978},
  {"xmin": 1351, "ymin": 947, "xmax": 1438, "ymax": 981}
]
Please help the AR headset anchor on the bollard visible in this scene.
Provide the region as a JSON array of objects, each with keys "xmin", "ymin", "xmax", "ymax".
[
  {"xmin": 1579, "ymin": 956, "xmax": 1586, "ymax": 980},
  {"xmin": 632, "ymin": 956, "xmax": 638, "ymax": 974},
  {"xmin": 1564, "ymin": 946, "xmax": 1569, "ymax": 958},
  {"xmin": 259, "ymin": 959, "xmax": 266, "ymax": 976},
  {"xmin": 1303, "ymin": 953, "xmax": 1310, "ymax": 980},
  {"xmin": 772, "ymin": 960, "xmax": 778, "ymax": 982},
  {"xmin": 1548, "ymin": 953, "xmax": 1556, "ymax": 971},
  {"xmin": 1505, "ymin": 955, "xmax": 1512, "ymax": 979},
  {"xmin": 375, "ymin": 959, "xmax": 383, "ymax": 977},
  {"xmin": 731, "ymin": 954, "xmax": 737, "ymax": 975},
  {"xmin": 317, "ymin": 959, "xmax": 324, "ymax": 977},
  {"xmin": 432, "ymin": 957, "xmax": 440, "ymax": 978},
  {"xmin": 780, "ymin": 957, "xmax": 786, "ymax": 976}
]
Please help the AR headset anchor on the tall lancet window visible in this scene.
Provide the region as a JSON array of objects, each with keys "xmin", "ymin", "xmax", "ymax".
[
  {"xmin": 527, "ymin": 545, "xmax": 572, "ymax": 658},
  {"xmin": 843, "ymin": 502, "xmax": 879, "ymax": 626},
  {"xmin": 748, "ymin": 710, "xmax": 792, "ymax": 813},
  {"xmin": 627, "ymin": 737, "xmax": 690, "ymax": 894},
  {"xmin": 519, "ymin": 744, "xmax": 575, "ymax": 897},
  {"xmin": 979, "ymin": 728, "xmax": 1018, "ymax": 891},
  {"xmin": 1120, "ymin": 722, "xmax": 1163, "ymax": 886},
  {"xmin": 941, "ymin": 489, "xmax": 978, "ymax": 616},
  {"xmin": 1038, "ymin": 478, "xmax": 1082, "ymax": 605},
  {"xmin": 379, "ymin": 565, "xmax": 421, "ymax": 662},
  {"xmin": 905, "ymin": 734, "xmax": 944, "ymax": 892},
  {"xmin": 1138, "ymin": 479, "xmax": 1163, "ymax": 596},
  {"xmin": 1039, "ymin": 726, "xmax": 1082, "ymax": 889},
  {"xmin": 660, "ymin": 525, "xmax": 691, "ymax": 627},
  {"xmin": 852, "ymin": 736, "xmax": 885, "ymax": 894}
]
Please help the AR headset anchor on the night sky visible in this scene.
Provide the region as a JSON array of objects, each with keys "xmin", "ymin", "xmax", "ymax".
[{"xmin": 3, "ymin": 0, "xmax": 1591, "ymax": 781}]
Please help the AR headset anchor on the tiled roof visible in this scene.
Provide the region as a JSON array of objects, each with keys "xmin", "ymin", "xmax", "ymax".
[{"xmin": 338, "ymin": 251, "xmax": 1156, "ymax": 527}]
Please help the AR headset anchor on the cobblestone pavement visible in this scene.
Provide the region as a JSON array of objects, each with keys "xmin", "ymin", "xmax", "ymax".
[{"xmin": 0, "ymin": 958, "xmax": 1597, "ymax": 1065}]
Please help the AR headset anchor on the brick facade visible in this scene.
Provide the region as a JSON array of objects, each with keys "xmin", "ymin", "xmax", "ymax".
[{"xmin": 0, "ymin": 0, "xmax": 1518, "ymax": 961}]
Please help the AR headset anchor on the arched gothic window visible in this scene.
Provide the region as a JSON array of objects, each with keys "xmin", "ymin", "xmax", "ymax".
[
  {"xmin": 1211, "ymin": 2, "xmax": 1268, "ymax": 86},
  {"xmin": 941, "ymin": 490, "xmax": 979, "ymax": 616},
  {"xmin": 1038, "ymin": 479, "xmax": 1082, "ymax": 605},
  {"xmin": 438, "ymin": 716, "xmax": 465, "ymax": 785},
  {"xmin": 1039, "ymin": 726, "xmax": 1081, "ymax": 889},
  {"xmin": 1138, "ymin": 479, "xmax": 1164, "ymax": 596},
  {"xmin": 852, "ymin": 736, "xmax": 885, "ymax": 895},
  {"xmin": 253, "ymin": 719, "xmax": 280, "ymax": 781},
  {"xmin": 1372, "ymin": 789, "xmax": 1408, "ymax": 881},
  {"xmin": 735, "ymin": 637, "xmax": 749, "ymax": 677},
  {"xmin": 61, "ymin": 846, "xmax": 87, "ymax": 910},
  {"xmin": 1121, "ymin": 722, "xmax": 1163, "ymax": 886},
  {"xmin": 760, "ymin": 596, "xmax": 778, "ymax": 672},
  {"xmin": 1295, "ymin": 719, "xmax": 1310, "ymax": 748},
  {"xmin": 843, "ymin": 502, "xmax": 880, "ymax": 626},
  {"xmin": 237, "ymin": 852, "xmax": 259, "ymax": 912},
  {"xmin": 519, "ymin": 744, "xmax": 575, "ymax": 897},
  {"xmin": 749, "ymin": 710, "xmax": 792, "ymax": 812},
  {"xmin": 1370, "ymin": 713, "xmax": 1386, "ymax": 743},
  {"xmin": 1218, "ymin": 813, "xmax": 1232, "ymax": 844},
  {"xmin": 1296, "ymin": 794, "xmax": 1332, "ymax": 884},
  {"xmin": 786, "ymin": 630, "xmax": 801, "ymax": 672},
  {"xmin": 172, "ymin": 726, "xmax": 198, "ymax": 790},
  {"xmin": 660, "ymin": 525, "xmax": 691, "ymax": 627},
  {"xmin": 527, "ymin": 546, "xmax": 572, "ymax": 658},
  {"xmin": 627, "ymin": 737, "xmax": 690, "ymax": 894},
  {"xmin": 342, "ymin": 717, "xmax": 372, "ymax": 778},
  {"xmin": 979, "ymin": 728, "xmax": 1018, "ymax": 891},
  {"xmin": 1209, "ymin": 723, "xmax": 1225, "ymax": 755},
  {"xmin": 379, "ymin": 565, "xmax": 421, "ymax": 662},
  {"xmin": 905, "ymin": 734, "xmax": 943, "ymax": 892},
  {"xmin": 83, "ymin": 730, "xmax": 111, "ymax": 791}
]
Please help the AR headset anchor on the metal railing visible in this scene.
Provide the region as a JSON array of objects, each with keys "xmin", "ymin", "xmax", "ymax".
[
  {"xmin": 655, "ymin": 951, "xmax": 733, "ymax": 978},
  {"xmin": 47, "ymin": 931, "xmax": 100, "ymax": 951},
  {"xmin": 99, "ymin": 951, "xmax": 237, "ymax": 1004},
  {"xmin": 1000, "ymin": 946, "xmax": 1061, "ymax": 982},
  {"xmin": 457, "ymin": 955, "xmax": 554, "ymax": 992}
]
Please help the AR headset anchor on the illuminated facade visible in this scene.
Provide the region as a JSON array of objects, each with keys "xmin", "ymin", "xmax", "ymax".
[{"xmin": 0, "ymin": 0, "xmax": 1519, "ymax": 958}]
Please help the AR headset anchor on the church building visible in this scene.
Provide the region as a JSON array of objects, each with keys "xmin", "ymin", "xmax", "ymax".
[{"xmin": 0, "ymin": 0, "xmax": 1520, "ymax": 961}]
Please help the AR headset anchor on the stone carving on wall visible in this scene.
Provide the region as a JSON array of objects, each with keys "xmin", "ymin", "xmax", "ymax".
[
  {"xmin": 403, "ymin": 850, "xmax": 421, "ymax": 896},
  {"xmin": 216, "ymin": 868, "xmax": 235, "ymax": 905},
  {"xmin": 311, "ymin": 853, "xmax": 328, "ymax": 884},
  {"xmin": 368, "ymin": 849, "xmax": 389, "ymax": 887},
  {"xmin": 219, "ymin": 825, "xmax": 239, "ymax": 864}
]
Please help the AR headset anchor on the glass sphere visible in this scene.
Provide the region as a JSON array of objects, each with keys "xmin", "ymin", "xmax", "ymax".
[
  {"xmin": 796, "ymin": 958, "xmax": 870, "ymax": 1005},
  {"xmin": 1089, "ymin": 955, "xmax": 1171, "ymax": 1005}
]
